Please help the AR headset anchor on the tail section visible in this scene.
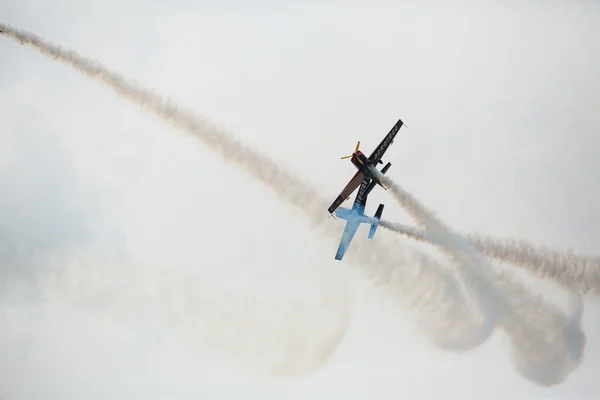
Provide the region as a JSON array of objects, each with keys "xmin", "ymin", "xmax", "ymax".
[
  {"xmin": 368, "ymin": 204, "xmax": 384, "ymax": 239},
  {"xmin": 366, "ymin": 162, "xmax": 391, "ymax": 196}
]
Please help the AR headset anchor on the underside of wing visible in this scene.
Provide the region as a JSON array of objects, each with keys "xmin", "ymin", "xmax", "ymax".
[
  {"xmin": 328, "ymin": 171, "xmax": 365, "ymax": 214},
  {"xmin": 335, "ymin": 219, "xmax": 361, "ymax": 260}
]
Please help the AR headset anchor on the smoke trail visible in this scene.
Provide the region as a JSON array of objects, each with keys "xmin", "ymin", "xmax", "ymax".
[
  {"xmin": 378, "ymin": 218, "xmax": 587, "ymax": 385},
  {"xmin": 0, "ymin": 23, "xmax": 485, "ymax": 328},
  {"xmin": 0, "ymin": 24, "xmax": 328, "ymax": 227},
  {"xmin": 471, "ymin": 234, "xmax": 600, "ymax": 295},
  {"xmin": 376, "ymin": 172, "xmax": 503, "ymax": 346},
  {"xmin": 376, "ymin": 174, "xmax": 586, "ymax": 385},
  {"xmin": 380, "ymin": 220, "xmax": 600, "ymax": 295},
  {"xmin": 0, "ymin": 24, "xmax": 585, "ymax": 385},
  {"xmin": 0, "ymin": 22, "xmax": 354, "ymax": 377},
  {"xmin": 34, "ymin": 255, "xmax": 351, "ymax": 378}
]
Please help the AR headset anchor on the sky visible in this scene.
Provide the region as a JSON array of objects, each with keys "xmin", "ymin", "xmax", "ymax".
[{"xmin": 1, "ymin": 0, "xmax": 600, "ymax": 399}]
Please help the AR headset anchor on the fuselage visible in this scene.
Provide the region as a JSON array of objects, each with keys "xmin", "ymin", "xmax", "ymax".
[
  {"xmin": 350, "ymin": 151, "xmax": 381, "ymax": 185},
  {"xmin": 350, "ymin": 151, "xmax": 370, "ymax": 170}
]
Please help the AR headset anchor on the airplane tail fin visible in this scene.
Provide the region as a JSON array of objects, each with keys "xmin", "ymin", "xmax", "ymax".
[
  {"xmin": 377, "ymin": 162, "xmax": 392, "ymax": 190},
  {"xmin": 368, "ymin": 204, "xmax": 384, "ymax": 239}
]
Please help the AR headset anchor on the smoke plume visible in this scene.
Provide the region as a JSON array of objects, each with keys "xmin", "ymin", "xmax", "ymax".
[
  {"xmin": 377, "ymin": 173, "xmax": 586, "ymax": 385},
  {"xmin": 0, "ymin": 23, "xmax": 587, "ymax": 386},
  {"xmin": 37, "ymin": 255, "xmax": 351, "ymax": 378},
  {"xmin": 380, "ymin": 220, "xmax": 600, "ymax": 296}
]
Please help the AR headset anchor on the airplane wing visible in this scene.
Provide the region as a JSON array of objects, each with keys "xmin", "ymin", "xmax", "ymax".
[
  {"xmin": 367, "ymin": 118, "xmax": 404, "ymax": 163},
  {"xmin": 334, "ymin": 219, "xmax": 361, "ymax": 260},
  {"xmin": 328, "ymin": 171, "xmax": 365, "ymax": 214}
]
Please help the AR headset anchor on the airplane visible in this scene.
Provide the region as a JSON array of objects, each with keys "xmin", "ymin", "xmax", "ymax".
[
  {"xmin": 327, "ymin": 118, "xmax": 404, "ymax": 215},
  {"xmin": 333, "ymin": 161, "xmax": 392, "ymax": 260}
]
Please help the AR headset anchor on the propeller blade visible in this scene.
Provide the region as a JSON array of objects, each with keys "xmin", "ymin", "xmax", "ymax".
[
  {"xmin": 341, "ymin": 155, "xmax": 353, "ymax": 159},
  {"xmin": 355, "ymin": 141, "xmax": 360, "ymax": 152}
]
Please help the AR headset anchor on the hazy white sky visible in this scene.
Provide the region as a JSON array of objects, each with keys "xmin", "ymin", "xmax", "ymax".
[{"xmin": 1, "ymin": 1, "xmax": 600, "ymax": 399}]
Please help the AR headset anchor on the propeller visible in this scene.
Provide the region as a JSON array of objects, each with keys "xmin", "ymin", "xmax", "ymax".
[{"xmin": 341, "ymin": 141, "xmax": 360, "ymax": 159}]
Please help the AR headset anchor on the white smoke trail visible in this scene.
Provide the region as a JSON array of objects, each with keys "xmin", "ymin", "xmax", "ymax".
[
  {"xmin": 380, "ymin": 220, "xmax": 600, "ymax": 295},
  {"xmin": 0, "ymin": 24, "xmax": 327, "ymax": 226},
  {"xmin": 0, "ymin": 22, "xmax": 356, "ymax": 377},
  {"xmin": 501, "ymin": 279, "xmax": 586, "ymax": 386},
  {"xmin": 0, "ymin": 23, "xmax": 482, "ymax": 326},
  {"xmin": 0, "ymin": 24, "xmax": 585, "ymax": 385},
  {"xmin": 376, "ymin": 172, "xmax": 503, "ymax": 343},
  {"xmin": 35, "ymin": 255, "xmax": 351, "ymax": 378},
  {"xmin": 471, "ymin": 234, "xmax": 600, "ymax": 295},
  {"xmin": 376, "ymin": 174, "xmax": 586, "ymax": 385}
]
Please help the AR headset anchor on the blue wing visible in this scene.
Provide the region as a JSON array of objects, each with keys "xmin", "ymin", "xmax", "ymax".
[{"xmin": 334, "ymin": 218, "xmax": 361, "ymax": 260}]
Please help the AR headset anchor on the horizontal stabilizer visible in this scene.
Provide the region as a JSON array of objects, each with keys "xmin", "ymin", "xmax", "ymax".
[
  {"xmin": 380, "ymin": 161, "xmax": 392, "ymax": 175},
  {"xmin": 368, "ymin": 204, "xmax": 384, "ymax": 239}
]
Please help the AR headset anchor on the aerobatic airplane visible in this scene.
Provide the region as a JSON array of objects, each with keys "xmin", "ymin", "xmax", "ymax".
[
  {"xmin": 327, "ymin": 118, "xmax": 404, "ymax": 215},
  {"xmin": 333, "ymin": 162, "xmax": 392, "ymax": 260}
]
